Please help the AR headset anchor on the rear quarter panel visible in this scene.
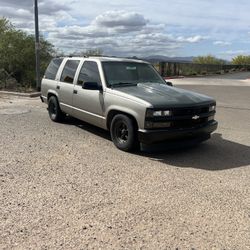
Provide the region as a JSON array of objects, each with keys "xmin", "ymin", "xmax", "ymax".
[{"xmin": 41, "ymin": 79, "xmax": 58, "ymax": 104}]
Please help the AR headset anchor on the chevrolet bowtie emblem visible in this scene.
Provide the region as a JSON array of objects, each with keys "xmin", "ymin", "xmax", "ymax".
[{"xmin": 192, "ymin": 115, "xmax": 200, "ymax": 120}]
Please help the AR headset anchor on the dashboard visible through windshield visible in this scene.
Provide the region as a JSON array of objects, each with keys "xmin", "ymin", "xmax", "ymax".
[{"xmin": 102, "ymin": 62, "xmax": 166, "ymax": 87}]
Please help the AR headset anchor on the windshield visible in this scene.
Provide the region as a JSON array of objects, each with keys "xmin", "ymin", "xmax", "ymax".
[{"xmin": 102, "ymin": 62, "xmax": 166, "ymax": 87}]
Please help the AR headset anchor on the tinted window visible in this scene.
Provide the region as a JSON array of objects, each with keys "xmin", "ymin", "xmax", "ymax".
[
  {"xmin": 60, "ymin": 60, "xmax": 80, "ymax": 84},
  {"xmin": 44, "ymin": 58, "xmax": 63, "ymax": 80},
  {"xmin": 78, "ymin": 61, "xmax": 101, "ymax": 85}
]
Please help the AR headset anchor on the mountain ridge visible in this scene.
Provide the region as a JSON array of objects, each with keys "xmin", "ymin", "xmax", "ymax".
[{"xmin": 142, "ymin": 55, "xmax": 195, "ymax": 63}]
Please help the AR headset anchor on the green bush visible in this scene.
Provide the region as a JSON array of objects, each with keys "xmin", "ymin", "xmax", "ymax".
[
  {"xmin": 232, "ymin": 55, "xmax": 250, "ymax": 65},
  {"xmin": 193, "ymin": 55, "xmax": 226, "ymax": 65}
]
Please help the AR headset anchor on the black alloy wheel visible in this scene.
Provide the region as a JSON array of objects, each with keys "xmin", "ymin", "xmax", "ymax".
[{"xmin": 110, "ymin": 114, "xmax": 139, "ymax": 152}]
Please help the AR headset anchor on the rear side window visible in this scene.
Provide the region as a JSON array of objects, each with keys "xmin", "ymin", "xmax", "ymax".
[
  {"xmin": 60, "ymin": 60, "xmax": 80, "ymax": 84},
  {"xmin": 44, "ymin": 58, "xmax": 63, "ymax": 80},
  {"xmin": 77, "ymin": 61, "xmax": 101, "ymax": 85}
]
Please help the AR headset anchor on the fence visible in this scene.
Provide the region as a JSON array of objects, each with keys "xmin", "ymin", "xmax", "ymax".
[{"xmin": 153, "ymin": 62, "xmax": 250, "ymax": 77}]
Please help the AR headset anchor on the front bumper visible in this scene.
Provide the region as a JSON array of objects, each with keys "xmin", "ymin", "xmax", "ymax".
[{"xmin": 138, "ymin": 120, "xmax": 218, "ymax": 144}]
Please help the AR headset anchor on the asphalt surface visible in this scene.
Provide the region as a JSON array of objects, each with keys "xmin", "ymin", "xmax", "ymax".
[
  {"xmin": 0, "ymin": 72, "xmax": 250, "ymax": 249},
  {"xmin": 172, "ymin": 71, "xmax": 250, "ymax": 86}
]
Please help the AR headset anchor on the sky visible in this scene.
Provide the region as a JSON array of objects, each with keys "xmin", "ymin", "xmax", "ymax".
[{"xmin": 0, "ymin": 0, "xmax": 250, "ymax": 59}]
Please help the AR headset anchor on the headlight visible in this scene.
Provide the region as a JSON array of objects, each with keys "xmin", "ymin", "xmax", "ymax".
[
  {"xmin": 209, "ymin": 105, "xmax": 216, "ymax": 112},
  {"xmin": 147, "ymin": 109, "xmax": 172, "ymax": 117}
]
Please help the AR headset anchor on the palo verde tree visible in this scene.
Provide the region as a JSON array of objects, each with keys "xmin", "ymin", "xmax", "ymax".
[{"xmin": 0, "ymin": 18, "xmax": 54, "ymax": 87}]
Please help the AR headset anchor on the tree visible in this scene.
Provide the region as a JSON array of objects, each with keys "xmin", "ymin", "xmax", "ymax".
[
  {"xmin": 0, "ymin": 17, "xmax": 54, "ymax": 87},
  {"xmin": 231, "ymin": 55, "xmax": 250, "ymax": 65},
  {"xmin": 193, "ymin": 55, "xmax": 225, "ymax": 65},
  {"xmin": 0, "ymin": 18, "xmax": 12, "ymax": 34}
]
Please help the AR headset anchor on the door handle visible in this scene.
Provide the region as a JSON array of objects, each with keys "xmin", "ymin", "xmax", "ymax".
[
  {"xmin": 56, "ymin": 85, "xmax": 60, "ymax": 90},
  {"xmin": 73, "ymin": 90, "xmax": 78, "ymax": 94}
]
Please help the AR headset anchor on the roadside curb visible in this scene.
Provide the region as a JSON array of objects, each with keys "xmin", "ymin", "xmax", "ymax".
[{"xmin": 0, "ymin": 91, "xmax": 41, "ymax": 98}]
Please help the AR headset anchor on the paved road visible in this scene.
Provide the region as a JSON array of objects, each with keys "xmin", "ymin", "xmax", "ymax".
[
  {"xmin": 0, "ymin": 74, "xmax": 250, "ymax": 249},
  {"xmin": 172, "ymin": 71, "xmax": 250, "ymax": 86}
]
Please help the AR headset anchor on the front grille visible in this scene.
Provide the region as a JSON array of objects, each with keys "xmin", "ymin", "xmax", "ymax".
[
  {"xmin": 146, "ymin": 105, "xmax": 214, "ymax": 130},
  {"xmin": 172, "ymin": 106, "xmax": 209, "ymax": 116},
  {"xmin": 171, "ymin": 117, "xmax": 208, "ymax": 129}
]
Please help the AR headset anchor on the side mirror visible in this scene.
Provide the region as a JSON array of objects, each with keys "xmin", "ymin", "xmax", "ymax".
[
  {"xmin": 82, "ymin": 82, "xmax": 102, "ymax": 91},
  {"xmin": 165, "ymin": 81, "xmax": 173, "ymax": 86}
]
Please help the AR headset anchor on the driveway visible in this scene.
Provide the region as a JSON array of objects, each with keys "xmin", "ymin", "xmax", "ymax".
[{"xmin": 0, "ymin": 73, "xmax": 250, "ymax": 249}]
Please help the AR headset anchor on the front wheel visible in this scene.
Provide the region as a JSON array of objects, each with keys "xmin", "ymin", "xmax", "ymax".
[{"xmin": 110, "ymin": 114, "xmax": 139, "ymax": 152}]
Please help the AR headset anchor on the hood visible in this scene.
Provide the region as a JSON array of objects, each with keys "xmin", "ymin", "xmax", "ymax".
[{"xmin": 114, "ymin": 82, "xmax": 215, "ymax": 108}]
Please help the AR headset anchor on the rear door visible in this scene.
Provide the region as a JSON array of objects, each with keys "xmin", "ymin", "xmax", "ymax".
[
  {"xmin": 58, "ymin": 59, "xmax": 80, "ymax": 115},
  {"xmin": 72, "ymin": 60, "xmax": 105, "ymax": 128}
]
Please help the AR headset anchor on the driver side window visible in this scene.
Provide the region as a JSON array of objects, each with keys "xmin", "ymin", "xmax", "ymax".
[{"xmin": 78, "ymin": 61, "xmax": 101, "ymax": 86}]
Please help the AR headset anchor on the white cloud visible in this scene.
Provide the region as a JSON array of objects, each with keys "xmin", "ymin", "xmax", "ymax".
[
  {"xmin": 94, "ymin": 10, "xmax": 147, "ymax": 28},
  {"xmin": 1, "ymin": 0, "xmax": 248, "ymax": 58},
  {"xmin": 213, "ymin": 41, "xmax": 231, "ymax": 46},
  {"xmin": 177, "ymin": 35, "xmax": 205, "ymax": 43},
  {"xmin": 0, "ymin": 6, "xmax": 32, "ymax": 19},
  {"xmin": 45, "ymin": 10, "xmax": 205, "ymax": 56},
  {"xmin": 221, "ymin": 50, "xmax": 250, "ymax": 55}
]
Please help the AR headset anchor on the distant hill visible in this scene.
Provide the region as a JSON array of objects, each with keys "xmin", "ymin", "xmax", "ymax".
[{"xmin": 142, "ymin": 55, "xmax": 195, "ymax": 63}]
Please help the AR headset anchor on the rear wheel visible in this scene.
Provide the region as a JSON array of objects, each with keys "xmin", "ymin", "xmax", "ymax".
[
  {"xmin": 110, "ymin": 114, "xmax": 139, "ymax": 152},
  {"xmin": 48, "ymin": 96, "xmax": 64, "ymax": 122}
]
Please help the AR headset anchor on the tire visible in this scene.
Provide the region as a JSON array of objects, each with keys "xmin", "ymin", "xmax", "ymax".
[
  {"xmin": 48, "ymin": 96, "xmax": 64, "ymax": 122},
  {"xmin": 110, "ymin": 114, "xmax": 139, "ymax": 152}
]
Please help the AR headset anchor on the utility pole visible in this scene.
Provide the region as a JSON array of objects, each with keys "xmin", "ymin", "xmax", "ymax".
[{"xmin": 34, "ymin": 0, "xmax": 40, "ymax": 91}]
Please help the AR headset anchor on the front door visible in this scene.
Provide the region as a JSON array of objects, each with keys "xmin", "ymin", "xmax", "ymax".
[{"xmin": 72, "ymin": 61, "xmax": 105, "ymax": 128}]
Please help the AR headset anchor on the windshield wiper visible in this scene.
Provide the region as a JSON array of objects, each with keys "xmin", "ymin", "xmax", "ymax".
[{"xmin": 111, "ymin": 82, "xmax": 138, "ymax": 88}]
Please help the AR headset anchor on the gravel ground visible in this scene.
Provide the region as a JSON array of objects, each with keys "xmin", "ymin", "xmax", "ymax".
[{"xmin": 0, "ymin": 76, "xmax": 250, "ymax": 249}]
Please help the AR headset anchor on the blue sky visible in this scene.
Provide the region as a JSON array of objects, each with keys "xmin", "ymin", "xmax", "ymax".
[{"xmin": 0, "ymin": 0, "xmax": 249, "ymax": 59}]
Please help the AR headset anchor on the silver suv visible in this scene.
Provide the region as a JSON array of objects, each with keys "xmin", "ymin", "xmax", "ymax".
[{"xmin": 41, "ymin": 57, "xmax": 217, "ymax": 151}]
